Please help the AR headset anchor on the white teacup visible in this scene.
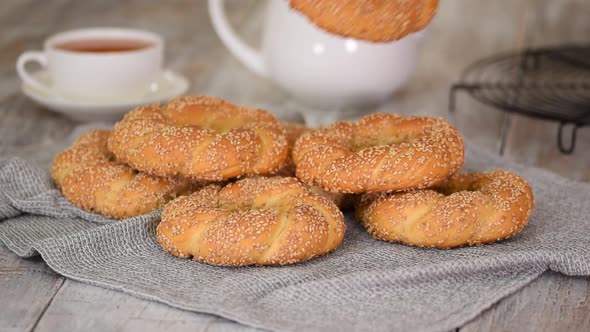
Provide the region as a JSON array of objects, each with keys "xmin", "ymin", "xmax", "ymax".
[
  {"xmin": 209, "ymin": 0, "xmax": 425, "ymax": 110},
  {"xmin": 17, "ymin": 27, "xmax": 163, "ymax": 100}
]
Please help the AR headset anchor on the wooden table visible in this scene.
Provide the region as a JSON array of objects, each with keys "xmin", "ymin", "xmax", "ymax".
[{"xmin": 1, "ymin": 1, "xmax": 589, "ymax": 331}]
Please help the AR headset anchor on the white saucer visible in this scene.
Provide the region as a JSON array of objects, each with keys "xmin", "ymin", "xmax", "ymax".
[{"xmin": 21, "ymin": 69, "xmax": 189, "ymax": 122}]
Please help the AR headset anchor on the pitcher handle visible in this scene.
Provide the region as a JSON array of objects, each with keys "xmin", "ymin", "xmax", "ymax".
[{"xmin": 208, "ymin": 0, "xmax": 268, "ymax": 78}]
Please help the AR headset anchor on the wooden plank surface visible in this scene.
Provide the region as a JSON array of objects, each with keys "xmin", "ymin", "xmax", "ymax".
[
  {"xmin": 0, "ymin": 244, "xmax": 64, "ymax": 332},
  {"xmin": 462, "ymin": 272, "xmax": 590, "ymax": 332},
  {"xmin": 0, "ymin": 0, "xmax": 589, "ymax": 331},
  {"xmin": 34, "ymin": 279, "xmax": 257, "ymax": 332}
]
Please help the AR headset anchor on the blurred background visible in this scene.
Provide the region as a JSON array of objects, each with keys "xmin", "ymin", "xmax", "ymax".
[{"xmin": 1, "ymin": 0, "xmax": 589, "ymax": 180}]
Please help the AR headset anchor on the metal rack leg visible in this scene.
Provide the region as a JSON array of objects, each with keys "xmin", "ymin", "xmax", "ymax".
[
  {"xmin": 449, "ymin": 84, "xmax": 477, "ymax": 114},
  {"xmin": 557, "ymin": 122, "xmax": 578, "ymax": 154},
  {"xmin": 497, "ymin": 112, "xmax": 512, "ymax": 156}
]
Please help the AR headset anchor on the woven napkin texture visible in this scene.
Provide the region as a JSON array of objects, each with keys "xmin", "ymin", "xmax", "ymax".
[{"xmin": 1, "ymin": 140, "xmax": 589, "ymax": 332}]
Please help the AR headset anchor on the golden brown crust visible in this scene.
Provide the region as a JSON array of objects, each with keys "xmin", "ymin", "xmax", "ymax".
[
  {"xmin": 108, "ymin": 96, "xmax": 289, "ymax": 181},
  {"xmin": 272, "ymin": 122, "xmax": 353, "ymax": 209},
  {"xmin": 307, "ymin": 184, "xmax": 354, "ymax": 210},
  {"xmin": 51, "ymin": 130, "xmax": 194, "ymax": 219},
  {"xmin": 292, "ymin": 113, "xmax": 465, "ymax": 194},
  {"xmin": 156, "ymin": 177, "xmax": 346, "ymax": 266},
  {"xmin": 355, "ymin": 170, "xmax": 535, "ymax": 248},
  {"xmin": 290, "ymin": 0, "xmax": 438, "ymax": 42},
  {"xmin": 282, "ymin": 121, "xmax": 310, "ymax": 146},
  {"xmin": 271, "ymin": 121, "xmax": 311, "ymax": 177}
]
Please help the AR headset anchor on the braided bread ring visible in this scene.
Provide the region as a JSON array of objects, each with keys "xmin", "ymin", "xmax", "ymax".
[
  {"xmin": 157, "ymin": 177, "xmax": 345, "ymax": 266},
  {"xmin": 356, "ymin": 170, "xmax": 534, "ymax": 248},
  {"xmin": 108, "ymin": 96, "xmax": 289, "ymax": 180},
  {"xmin": 292, "ymin": 113, "xmax": 464, "ymax": 194},
  {"xmin": 290, "ymin": 0, "xmax": 439, "ymax": 42},
  {"xmin": 51, "ymin": 130, "xmax": 193, "ymax": 219}
]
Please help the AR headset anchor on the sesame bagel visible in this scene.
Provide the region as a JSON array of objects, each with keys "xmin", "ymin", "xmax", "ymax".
[
  {"xmin": 156, "ymin": 176, "xmax": 346, "ymax": 266},
  {"xmin": 356, "ymin": 170, "xmax": 534, "ymax": 248},
  {"xmin": 108, "ymin": 96, "xmax": 289, "ymax": 181},
  {"xmin": 292, "ymin": 113, "xmax": 464, "ymax": 194},
  {"xmin": 290, "ymin": 0, "xmax": 439, "ymax": 42},
  {"xmin": 51, "ymin": 130, "xmax": 193, "ymax": 219}
]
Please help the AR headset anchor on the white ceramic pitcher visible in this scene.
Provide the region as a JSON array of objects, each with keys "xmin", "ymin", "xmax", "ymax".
[{"xmin": 209, "ymin": 0, "xmax": 425, "ymax": 113}]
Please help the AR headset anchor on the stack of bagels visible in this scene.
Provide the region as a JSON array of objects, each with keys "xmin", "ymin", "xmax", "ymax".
[{"xmin": 52, "ymin": 96, "xmax": 534, "ymax": 266}]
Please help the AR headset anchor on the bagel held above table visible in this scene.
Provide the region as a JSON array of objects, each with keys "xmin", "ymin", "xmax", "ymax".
[
  {"xmin": 157, "ymin": 176, "xmax": 346, "ymax": 266},
  {"xmin": 52, "ymin": 130, "xmax": 194, "ymax": 219},
  {"xmin": 290, "ymin": 0, "xmax": 439, "ymax": 42},
  {"xmin": 292, "ymin": 113, "xmax": 464, "ymax": 194},
  {"xmin": 356, "ymin": 170, "xmax": 534, "ymax": 248},
  {"xmin": 108, "ymin": 96, "xmax": 289, "ymax": 181}
]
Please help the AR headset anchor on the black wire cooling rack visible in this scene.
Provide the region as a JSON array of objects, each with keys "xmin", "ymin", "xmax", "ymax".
[{"xmin": 449, "ymin": 45, "xmax": 590, "ymax": 154}]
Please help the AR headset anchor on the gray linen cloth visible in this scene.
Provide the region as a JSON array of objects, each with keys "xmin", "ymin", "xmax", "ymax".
[{"xmin": 1, "ymin": 141, "xmax": 589, "ymax": 332}]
